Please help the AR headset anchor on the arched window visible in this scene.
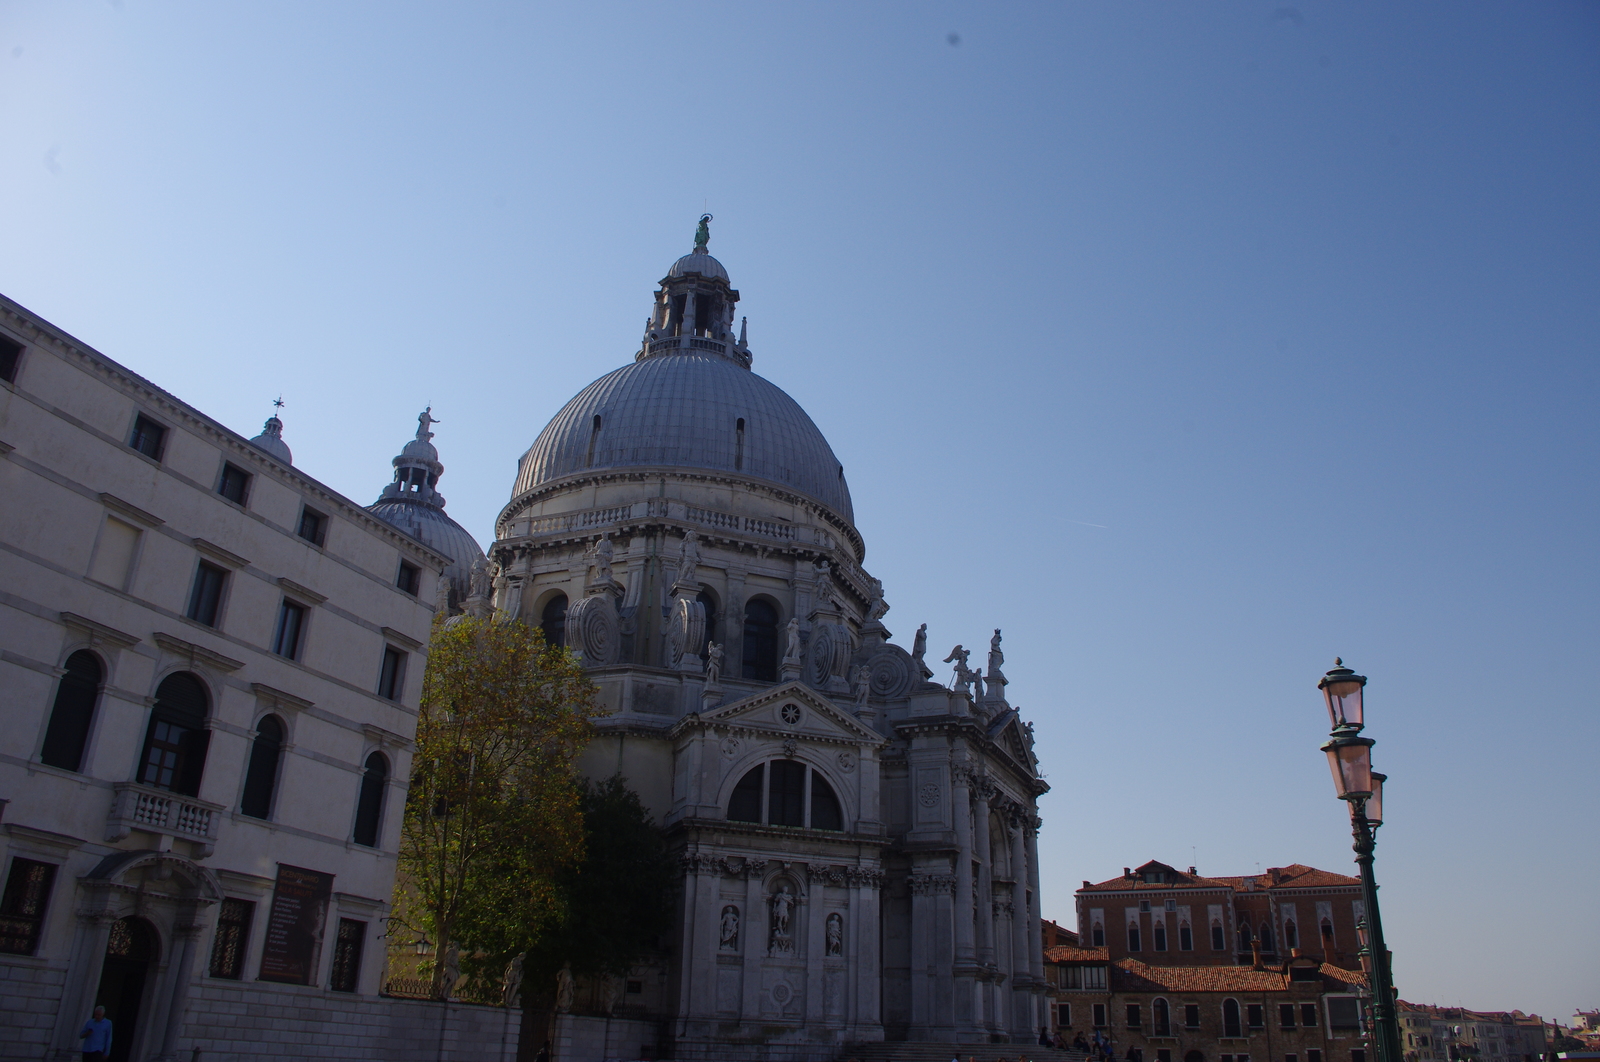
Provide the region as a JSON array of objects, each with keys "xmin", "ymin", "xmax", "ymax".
[
  {"xmin": 725, "ymin": 760, "xmax": 844, "ymax": 830},
  {"xmin": 1091, "ymin": 921, "xmax": 1105, "ymax": 948},
  {"xmin": 585, "ymin": 415, "xmax": 602, "ymax": 466},
  {"xmin": 40, "ymin": 650, "xmax": 102, "ymax": 772},
  {"xmin": 1153, "ymin": 921, "xmax": 1168, "ymax": 951},
  {"xmin": 1259, "ymin": 922, "xmax": 1274, "ymax": 952},
  {"xmin": 1284, "ymin": 919, "xmax": 1299, "ymax": 950},
  {"xmin": 1127, "ymin": 922, "xmax": 1141, "ymax": 952},
  {"xmin": 139, "ymin": 672, "xmax": 210, "ymax": 796},
  {"xmin": 1178, "ymin": 920, "xmax": 1194, "ymax": 951},
  {"xmin": 352, "ymin": 751, "xmax": 389, "ymax": 847},
  {"xmin": 1223, "ymin": 998, "xmax": 1242, "ymax": 1038},
  {"xmin": 696, "ymin": 589, "xmax": 718, "ymax": 661},
  {"xmin": 1320, "ymin": 918, "xmax": 1334, "ymax": 943},
  {"xmin": 1237, "ymin": 922, "xmax": 1252, "ymax": 952},
  {"xmin": 734, "ymin": 418, "xmax": 746, "ymax": 470},
  {"xmin": 1154, "ymin": 998, "xmax": 1171, "ymax": 1036},
  {"xmin": 540, "ymin": 593, "xmax": 568, "ymax": 647},
  {"xmin": 741, "ymin": 598, "xmax": 778, "ymax": 681},
  {"xmin": 240, "ymin": 715, "xmax": 285, "ymax": 819},
  {"xmin": 1211, "ymin": 920, "xmax": 1225, "ymax": 950}
]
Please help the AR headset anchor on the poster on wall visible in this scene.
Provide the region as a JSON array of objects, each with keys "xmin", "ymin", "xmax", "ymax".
[{"xmin": 258, "ymin": 863, "xmax": 335, "ymax": 984}]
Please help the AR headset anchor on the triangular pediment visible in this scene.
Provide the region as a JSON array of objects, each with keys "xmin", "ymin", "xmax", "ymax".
[
  {"xmin": 676, "ymin": 681, "xmax": 886, "ymax": 746},
  {"xmin": 986, "ymin": 709, "xmax": 1038, "ymax": 777}
]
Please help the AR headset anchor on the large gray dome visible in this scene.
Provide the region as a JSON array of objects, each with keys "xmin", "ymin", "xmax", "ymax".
[{"xmin": 514, "ymin": 351, "xmax": 854, "ymax": 523}]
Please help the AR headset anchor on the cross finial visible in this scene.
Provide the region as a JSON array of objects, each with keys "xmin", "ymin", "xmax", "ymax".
[{"xmin": 272, "ymin": 395, "xmax": 285, "ymax": 412}]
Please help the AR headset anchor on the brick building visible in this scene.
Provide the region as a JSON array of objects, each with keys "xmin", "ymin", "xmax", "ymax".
[
  {"xmin": 1045, "ymin": 943, "xmax": 1373, "ymax": 1062},
  {"xmin": 1077, "ymin": 860, "xmax": 1365, "ymax": 972}
]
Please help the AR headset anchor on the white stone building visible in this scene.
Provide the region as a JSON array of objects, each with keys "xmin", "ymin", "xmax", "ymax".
[
  {"xmin": 0, "ymin": 296, "xmax": 513, "ymax": 1061},
  {"xmin": 490, "ymin": 223, "xmax": 1050, "ymax": 1059}
]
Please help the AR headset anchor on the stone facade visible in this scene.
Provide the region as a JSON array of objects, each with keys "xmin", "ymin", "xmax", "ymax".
[
  {"xmin": 0, "ymin": 295, "xmax": 510, "ymax": 1061},
  {"xmin": 489, "ymin": 230, "xmax": 1049, "ymax": 1058}
]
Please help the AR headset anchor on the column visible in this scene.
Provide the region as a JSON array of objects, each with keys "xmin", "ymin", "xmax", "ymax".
[
  {"xmin": 52, "ymin": 911, "xmax": 116, "ymax": 1057},
  {"xmin": 155, "ymin": 920, "xmax": 204, "ymax": 1061},
  {"xmin": 741, "ymin": 864, "xmax": 765, "ymax": 1021},
  {"xmin": 908, "ymin": 873, "xmax": 932, "ymax": 1033},
  {"xmin": 973, "ymin": 796, "xmax": 996, "ymax": 1032},
  {"xmin": 953, "ymin": 771, "xmax": 975, "ymax": 964},
  {"xmin": 805, "ymin": 873, "xmax": 826, "ymax": 1024},
  {"xmin": 1026, "ymin": 817, "xmax": 1045, "ymax": 983},
  {"xmin": 1009, "ymin": 817, "xmax": 1030, "ymax": 1037},
  {"xmin": 850, "ymin": 870, "xmax": 883, "ymax": 1040}
]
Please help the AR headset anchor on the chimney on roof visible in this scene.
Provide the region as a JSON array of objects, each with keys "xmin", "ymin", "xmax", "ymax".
[
  {"xmin": 1188, "ymin": 866, "xmax": 1197, "ymax": 875},
  {"xmin": 1083, "ymin": 881, "xmax": 1091, "ymax": 890},
  {"xmin": 1124, "ymin": 868, "xmax": 1132, "ymax": 878},
  {"xmin": 1291, "ymin": 947, "xmax": 1303, "ymax": 959},
  {"xmin": 1251, "ymin": 940, "xmax": 1263, "ymax": 971},
  {"xmin": 1268, "ymin": 868, "xmax": 1281, "ymax": 884}
]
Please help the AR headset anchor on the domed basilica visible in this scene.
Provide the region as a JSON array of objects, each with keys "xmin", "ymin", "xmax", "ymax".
[{"xmin": 453, "ymin": 221, "xmax": 1043, "ymax": 1057}]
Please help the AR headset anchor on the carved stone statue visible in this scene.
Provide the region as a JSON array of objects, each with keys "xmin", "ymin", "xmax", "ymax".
[
  {"xmin": 944, "ymin": 645, "xmax": 974, "ymax": 694},
  {"xmin": 416, "ymin": 406, "xmax": 438, "ymax": 439},
  {"xmin": 770, "ymin": 885, "xmax": 795, "ymax": 953},
  {"xmin": 588, "ymin": 533, "xmax": 614, "ymax": 585},
  {"xmin": 676, "ymin": 530, "xmax": 701, "ymax": 587},
  {"xmin": 705, "ymin": 641, "xmax": 724, "ymax": 685},
  {"xmin": 850, "ymin": 664, "xmax": 870, "ymax": 709},
  {"xmin": 720, "ymin": 904, "xmax": 740, "ymax": 950},
  {"xmin": 555, "ymin": 962, "xmax": 575, "ymax": 1012},
  {"xmin": 912, "ymin": 623, "xmax": 932, "ymax": 678},
  {"xmin": 694, "ymin": 213, "xmax": 712, "ymax": 251},
  {"xmin": 866, "ymin": 577, "xmax": 888, "ymax": 621},
  {"xmin": 468, "ymin": 557, "xmax": 492, "ymax": 601},
  {"xmin": 825, "ymin": 912, "xmax": 844, "ymax": 957},
  {"xmin": 600, "ymin": 976, "xmax": 620, "ymax": 1015},
  {"xmin": 435, "ymin": 572, "xmax": 452, "ymax": 615},
  {"xmin": 438, "ymin": 941, "xmax": 461, "ymax": 1001},
  {"xmin": 988, "ymin": 628, "xmax": 1005, "ymax": 673},
  {"xmin": 783, "ymin": 618, "xmax": 802, "ymax": 664},
  {"xmin": 811, "ymin": 559, "xmax": 831, "ymax": 603},
  {"xmin": 501, "ymin": 952, "xmax": 525, "ymax": 1008}
]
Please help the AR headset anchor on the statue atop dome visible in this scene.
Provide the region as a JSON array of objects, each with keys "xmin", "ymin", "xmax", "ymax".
[{"xmin": 694, "ymin": 213, "xmax": 712, "ymax": 253}]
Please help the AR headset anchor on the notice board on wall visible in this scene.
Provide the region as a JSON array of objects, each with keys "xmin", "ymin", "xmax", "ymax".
[{"xmin": 258, "ymin": 863, "xmax": 334, "ymax": 984}]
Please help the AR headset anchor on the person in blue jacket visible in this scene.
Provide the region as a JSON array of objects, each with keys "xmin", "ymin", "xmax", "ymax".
[{"xmin": 78, "ymin": 1005, "xmax": 112, "ymax": 1061}]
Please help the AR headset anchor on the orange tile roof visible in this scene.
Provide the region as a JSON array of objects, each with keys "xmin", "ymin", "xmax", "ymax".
[
  {"xmin": 1320, "ymin": 963, "xmax": 1367, "ymax": 986},
  {"xmin": 1046, "ymin": 945, "xmax": 1110, "ymax": 963},
  {"xmin": 1078, "ymin": 860, "xmax": 1357, "ymax": 893},
  {"xmin": 1110, "ymin": 959, "xmax": 1288, "ymax": 993}
]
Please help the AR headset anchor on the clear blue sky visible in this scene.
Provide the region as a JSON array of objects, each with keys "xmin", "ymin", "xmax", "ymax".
[{"xmin": 4, "ymin": 2, "xmax": 1595, "ymax": 1020}]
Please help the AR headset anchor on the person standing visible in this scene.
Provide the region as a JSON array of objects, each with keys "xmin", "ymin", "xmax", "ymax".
[{"xmin": 79, "ymin": 1005, "xmax": 112, "ymax": 1061}]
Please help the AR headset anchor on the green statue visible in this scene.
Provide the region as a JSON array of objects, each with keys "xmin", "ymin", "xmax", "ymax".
[{"xmin": 694, "ymin": 213, "xmax": 712, "ymax": 250}]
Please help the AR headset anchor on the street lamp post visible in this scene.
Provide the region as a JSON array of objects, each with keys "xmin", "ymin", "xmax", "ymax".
[{"xmin": 1317, "ymin": 659, "xmax": 1403, "ymax": 1062}]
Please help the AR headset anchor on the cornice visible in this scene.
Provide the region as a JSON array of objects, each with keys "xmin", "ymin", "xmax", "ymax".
[
  {"xmin": 152, "ymin": 631, "xmax": 245, "ymax": 672},
  {"xmin": 59, "ymin": 612, "xmax": 141, "ymax": 650}
]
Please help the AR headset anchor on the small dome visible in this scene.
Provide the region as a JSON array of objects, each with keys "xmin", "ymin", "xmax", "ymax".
[
  {"xmin": 668, "ymin": 253, "xmax": 729, "ymax": 282},
  {"xmin": 400, "ymin": 435, "xmax": 439, "ymax": 464},
  {"xmin": 367, "ymin": 500, "xmax": 486, "ymax": 601},
  {"xmin": 249, "ymin": 416, "xmax": 292, "ymax": 465}
]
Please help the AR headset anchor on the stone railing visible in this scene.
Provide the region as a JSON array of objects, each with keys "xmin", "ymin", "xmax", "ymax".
[{"xmin": 106, "ymin": 782, "xmax": 224, "ymax": 858}]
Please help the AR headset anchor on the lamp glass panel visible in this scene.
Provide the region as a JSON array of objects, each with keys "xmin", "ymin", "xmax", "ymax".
[
  {"xmin": 1365, "ymin": 773, "xmax": 1384, "ymax": 825},
  {"xmin": 1325, "ymin": 742, "xmax": 1372, "ymax": 798},
  {"xmin": 1323, "ymin": 679, "xmax": 1364, "ymax": 729}
]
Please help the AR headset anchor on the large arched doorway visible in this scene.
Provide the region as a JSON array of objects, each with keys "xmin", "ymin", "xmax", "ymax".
[{"xmin": 96, "ymin": 916, "xmax": 157, "ymax": 1062}]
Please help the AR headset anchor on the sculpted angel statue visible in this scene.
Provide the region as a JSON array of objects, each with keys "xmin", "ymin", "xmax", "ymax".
[
  {"xmin": 588, "ymin": 533, "xmax": 614, "ymax": 584},
  {"xmin": 783, "ymin": 618, "xmax": 802, "ymax": 663},
  {"xmin": 850, "ymin": 663, "xmax": 871, "ymax": 709},
  {"xmin": 676, "ymin": 530, "xmax": 701, "ymax": 586},
  {"xmin": 705, "ymin": 641, "xmax": 724, "ymax": 685},
  {"xmin": 943, "ymin": 645, "xmax": 974, "ymax": 693}
]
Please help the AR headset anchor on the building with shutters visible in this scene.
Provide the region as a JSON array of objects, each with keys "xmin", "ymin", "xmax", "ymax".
[{"xmin": 0, "ymin": 296, "xmax": 515, "ymax": 1060}]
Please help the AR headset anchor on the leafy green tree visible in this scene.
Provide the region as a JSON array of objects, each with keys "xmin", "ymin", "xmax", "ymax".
[{"xmin": 392, "ymin": 614, "xmax": 599, "ymax": 998}]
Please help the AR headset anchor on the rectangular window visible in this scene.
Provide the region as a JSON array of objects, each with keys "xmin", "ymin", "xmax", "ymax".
[
  {"xmin": 1281, "ymin": 1003, "xmax": 1297, "ymax": 1028},
  {"xmin": 208, "ymin": 898, "xmax": 254, "ymax": 979},
  {"xmin": 1083, "ymin": 966, "xmax": 1107, "ymax": 990},
  {"xmin": 1302, "ymin": 1004, "xmax": 1320, "ymax": 1027},
  {"xmin": 1309, "ymin": 1052, "xmax": 1323, "ymax": 1062},
  {"xmin": 1154, "ymin": 923, "xmax": 1168, "ymax": 950},
  {"xmin": 217, "ymin": 463, "xmax": 251, "ymax": 505},
  {"xmin": 1127, "ymin": 1004, "xmax": 1142, "ymax": 1028},
  {"xmin": 1179, "ymin": 924, "xmax": 1194, "ymax": 950},
  {"xmin": 1140, "ymin": 900, "xmax": 1151, "ymax": 913},
  {"xmin": 297, "ymin": 506, "xmax": 327, "ymax": 546},
  {"xmin": 187, "ymin": 561, "xmax": 227, "ymax": 627},
  {"xmin": 1185, "ymin": 1005, "xmax": 1201, "ymax": 1029},
  {"xmin": 129, "ymin": 413, "xmax": 167, "ymax": 460},
  {"xmin": 1128, "ymin": 925, "xmax": 1141, "ymax": 951},
  {"xmin": 378, "ymin": 647, "xmax": 406, "ymax": 701},
  {"xmin": 89, "ymin": 517, "xmax": 141, "ymax": 589},
  {"xmin": 1093, "ymin": 1003, "xmax": 1107, "ymax": 1029},
  {"xmin": 1092, "ymin": 925, "xmax": 1105, "ymax": 947},
  {"xmin": 1158, "ymin": 1052, "xmax": 1172, "ymax": 1062},
  {"xmin": 626, "ymin": 979, "xmax": 642, "ymax": 994},
  {"xmin": 1059, "ymin": 1003, "xmax": 1072, "ymax": 1027},
  {"xmin": 0, "ymin": 858, "xmax": 57, "ymax": 955},
  {"xmin": 396, "ymin": 560, "xmax": 421, "ymax": 596},
  {"xmin": 766, "ymin": 759, "xmax": 806, "ymax": 827},
  {"xmin": 1248, "ymin": 1004, "xmax": 1264, "ymax": 1029},
  {"xmin": 1352, "ymin": 1052, "xmax": 1367, "ymax": 1062},
  {"xmin": 1287, "ymin": 1056, "xmax": 1299, "ymax": 1062},
  {"xmin": 1222, "ymin": 1054, "xmax": 1234, "ymax": 1062},
  {"xmin": 1329, "ymin": 998, "xmax": 1362, "ymax": 1031},
  {"xmin": 328, "ymin": 918, "xmax": 365, "ymax": 992},
  {"xmin": 1212, "ymin": 924, "xmax": 1226, "ymax": 950},
  {"xmin": 1165, "ymin": 899, "xmax": 1177, "ymax": 911},
  {"xmin": 273, "ymin": 600, "xmax": 307, "ymax": 659},
  {"xmin": 0, "ymin": 335, "xmax": 22, "ymax": 382}
]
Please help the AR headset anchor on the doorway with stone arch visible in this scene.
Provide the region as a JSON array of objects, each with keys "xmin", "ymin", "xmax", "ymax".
[{"xmin": 95, "ymin": 916, "xmax": 157, "ymax": 1062}]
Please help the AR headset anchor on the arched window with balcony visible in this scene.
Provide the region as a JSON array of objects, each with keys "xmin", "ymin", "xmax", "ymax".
[
  {"xmin": 40, "ymin": 650, "xmax": 103, "ymax": 772},
  {"xmin": 138, "ymin": 672, "xmax": 210, "ymax": 796}
]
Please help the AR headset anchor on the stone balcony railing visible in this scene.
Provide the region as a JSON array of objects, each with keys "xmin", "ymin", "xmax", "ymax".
[{"xmin": 106, "ymin": 782, "xmax": 224, "ymax": 858}]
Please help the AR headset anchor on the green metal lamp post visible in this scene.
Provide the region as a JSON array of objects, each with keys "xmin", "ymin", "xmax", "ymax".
[{"xmin": 1318, "ymin": 659, "xmax": 1403, "ymax": 1062}]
